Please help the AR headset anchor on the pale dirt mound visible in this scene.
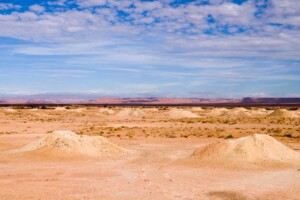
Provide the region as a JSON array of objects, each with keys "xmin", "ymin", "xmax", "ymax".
[
  {"xmin": 192, "ymin": 107, "xmax": 204, "ymax": 112},
  {"xmin": 115, "ymin": 108, "xmax": 148, "ymax": 118},
  {"xmin": 269, "ymin": 109, "xmax": 299, "ymax": 118},
  {"xmin": 72, "ymin": 108, "xmax": 86, "ymax": 113},
  {"xmin": 167, "ymin": 109, "xmax": 199, "ymax": 118},
  {"xmin": 9, "ymin": 131, "xmax": 127, "ymax": 159},
  {"xmin": 54, "ymin": 107, "xmax": 66, "ymax": 111},
  {"xmin": 219, "ymin": 108, "xmax": 250, "ymax": 118},
  {"xmin": 208, "ymin": 108, "xmax": 228, "ymax": 117},
  {"xmin": 191, "ymin": 134, "xmax": 300, "ymax": 167},
  {"xmin": 145, "ymin": 108, "xmax": 159, "ymax": 112},
  {"xmin": 3, "ymin": 108, "xmax": 16, "ymax": 113},
  {"xmin": 248, "ymin": 108, "xmax": 270, "ymax": 117},
  {"xmin": 99, "ymin": 108, "xmax": 115, "ymax": 115}
]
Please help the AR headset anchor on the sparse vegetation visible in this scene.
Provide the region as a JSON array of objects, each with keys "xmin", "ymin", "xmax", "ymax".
[
  {"xmin": 284, "ymin": 133, "xmax": 292, "ymax": 138},
  {"xmin": 225, "ymin": 134, "xmax": 234, "ymax": 139}
]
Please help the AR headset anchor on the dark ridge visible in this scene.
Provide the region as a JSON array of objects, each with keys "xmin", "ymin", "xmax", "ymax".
[
  {"xmin": 0, "ymin": 97, "xmax": 300, "ymax": 107},
  {"xmin": 241, "ymin": 97, "xmax": 300, "ymax": 104}
]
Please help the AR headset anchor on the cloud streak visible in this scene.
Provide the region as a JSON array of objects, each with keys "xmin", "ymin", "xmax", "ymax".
[{"xmin": 0, "ymin": 0, "xmax": 299, "ymax": 97}]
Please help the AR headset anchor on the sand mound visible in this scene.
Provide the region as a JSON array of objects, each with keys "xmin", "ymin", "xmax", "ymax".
[
  {"xmin": 247, "ymin": 108, "xmax": 269, "ymax": 117},
  {"xmin": 4, "ymin": 108, "xmax": 16, "ymax": 113},
  {"xmin": 115, "ymin": 108, "xmax": 147, "ymax": 118},
  {"xmin": 192, "ymin": 107, "xmax": 204, "ymax": 112},
  {"xmin": 54, "ymin": 107, "xmax": 66, "ymax": 111},
  {"xmin": 167, "ymin": 109, "xmax": 199, "ymax": 118},
  {"xmin": 219, "ymin": 108, "xmax": 250, "ymax": 118},
  {"xmin": 208, "ymin": 108, "xmax": 228, "ymax": 117},
  {"xmin": 67, "ymin": 108, "xmax": 86, "ymax": 113},
  {"xmin": 10, "ymin": 131, "xmax": 127, "ymax": 158},
  {"xmin": 99, "ymin": 108, "xmax": 115, "ymax": 115},
  {"xmin": 296, "ymin": 109, "xmax": 300, "ymax": 116},
  {"xmin": 191, "ymin": 134, "xmax": 300, "ymax": 167},
  {"xmin": 269, "ymin": 109, "xmax": 299, "ymax": 118},
  {"xmin": 145, "ymin": 108, "xmax": 159, "ymax": 112}
]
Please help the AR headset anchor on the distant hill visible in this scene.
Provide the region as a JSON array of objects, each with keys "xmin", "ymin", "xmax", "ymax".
[
  {"xmin": 241, "ymin": 98, "xmax": 300, "ymax": 105},
  {"xmin": 0, "ymin": 96, "xmax": 300, "ymax": 106},
  {"xmin": 85, "ymin": 98, "xmax": 239, "ymax": 105}
]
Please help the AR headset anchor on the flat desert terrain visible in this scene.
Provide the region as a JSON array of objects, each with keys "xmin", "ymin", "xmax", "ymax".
[{"xmin": 0, "ymin": 106, "xmax": 300, "ymax": 200}]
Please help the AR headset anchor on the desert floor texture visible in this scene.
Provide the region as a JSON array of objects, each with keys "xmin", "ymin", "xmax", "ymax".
[{"xmin": 0, "ymin": 106, "xmax": 300, "ymax": 200}]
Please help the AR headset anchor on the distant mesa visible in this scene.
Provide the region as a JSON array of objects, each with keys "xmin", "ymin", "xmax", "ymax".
[
  {"xmin": 1, "ymin": 96, "xmax": 300, "ymax": 105},
  {"xmin": 241, "ymin": 97, "xmax": 300, "ymax": 105},
  {"xmin": 87, "ymin": 98, "xmax": 239, "ymax": 105}
]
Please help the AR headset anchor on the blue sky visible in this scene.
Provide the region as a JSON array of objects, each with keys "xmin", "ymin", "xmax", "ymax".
[{"xmin": 0, "ymin": 0, "xmax": 300, "ymax": 98}]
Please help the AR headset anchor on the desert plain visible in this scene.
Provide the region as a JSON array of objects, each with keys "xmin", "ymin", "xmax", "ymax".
[{"xmin": 0, "ymin": 106, "xmax": 300, "ymax": 200}]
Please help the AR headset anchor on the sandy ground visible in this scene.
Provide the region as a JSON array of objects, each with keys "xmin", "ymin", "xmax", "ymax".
[
  {"xmin": 0, "ymin": 135, "xmax": 299, "ymax": 200},
  {"xmin": 0, "ymin": 106, "xmax": 299, "ymax": 199}
]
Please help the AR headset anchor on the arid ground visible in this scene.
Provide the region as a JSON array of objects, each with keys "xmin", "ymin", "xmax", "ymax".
[{"xmin": 0, "ymin": 106, "xmax": 299, "ymax": 199}]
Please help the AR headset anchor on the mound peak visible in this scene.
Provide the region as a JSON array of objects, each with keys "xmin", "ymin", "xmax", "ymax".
[{"xmin": 192, "ymin": 134, "xmax": 300, "ymax": 166}]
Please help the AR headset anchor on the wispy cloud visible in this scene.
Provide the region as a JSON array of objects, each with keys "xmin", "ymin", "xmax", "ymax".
[{"xmin": 0, "ymin": 0, "xmax": 299, "ymax": 97}]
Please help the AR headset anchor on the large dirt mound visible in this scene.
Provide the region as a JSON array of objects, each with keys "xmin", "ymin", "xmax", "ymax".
[
  {"xmin": 167, "ymin": 109, "xmax": 199, "ymax": 118},
  {"xmin": 10, "ymin": 131, "xmax": 127, "ymax": 158},
  {"xmin": 269, "ymin": 109, "xmax": 299, "ymax": 118},
  {"xmin": 192, "ymin": 134, "xmax": 300, "ymax": 166},
  {"xmin": 115, "ymin": 108, "xmax": 148, "ymax": 118}
]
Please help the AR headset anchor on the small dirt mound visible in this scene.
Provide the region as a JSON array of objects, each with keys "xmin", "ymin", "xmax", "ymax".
[
  {"xmin": 192, "ymin": 107, "xmax": 204, "ymax": 112},
  {"xmin": 269, "ymin": 109, "xmax": 299, "ymax": 118},
  {"xmin": 145, "ymin": 108, "xmax": 159, "ymax": 112},
  {"xmin": 3, "ymin": 108, "xmax": 16, "ymax": 113},
  {"xmin": 115, "ymin": 108, "xmax": 147, "ymax": 118},
  {"xmin": 208, "ymin": 108, "xmax": 228, "ymax": 117},
  {"xmin": 248, "ymin": 108, "xmax": 269, "ymax": 117},
  {"xmin": 191, "ymin": 134, "xmax": 300, "ymax": 167},
  {"xmin": 167, "ymin": 109, "xmax": 199, "ymax": 118},
  {"xmin": 219, "ymin": 108, "xmax": 250, "ymax": 118},
  {"xmin": 9, "ymin": 131, "xmax": 127, "ymax": 159},
  {"xmin": 73, "ymin": 108, "xmax": 86, "ymax": 113},
  {"xmin": 99, "ymin": 108, "xmax": 115, "ymax": 115},
  {"xmin": 54, "ymin": 107, "xmax": 66, "ymax": 111}
]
